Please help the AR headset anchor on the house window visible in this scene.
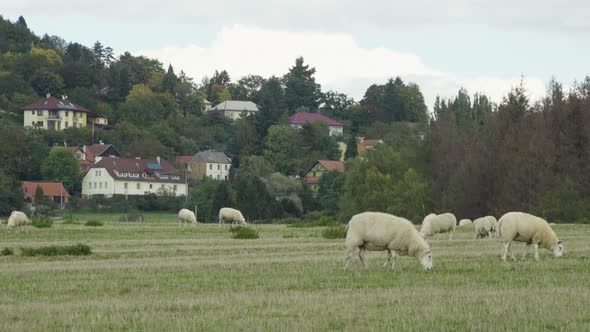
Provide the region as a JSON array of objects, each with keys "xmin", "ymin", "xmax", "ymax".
[
  {"xmin": 105, "ymin": 182, "xmax": 107, "ymax": 188},
  {"xmin": 313, "ymin": 171, "xmax": 316, "ymax": 177},
  {"xmin": 225, "ymin": 165, "xmax": 228, "ymax": 170},
  {"xmin": 124, "ymin": 183, "xmax": 128, "ymax": 189},
  {"xmin": 66, "ymin": 111, "xmax": 69, "ymax": 117},
  {"xmin": 137, "ymin": 183, "xmax": 140, "ymax": 189},
  {"xmin": 173, "ymin": 185, "xmax": 177, "ymax": 191},
  {"xmin": 99, "ymin": 182, "xmax": 102, "ymax": 189},
  {"xmin": 224, "ymin": 176, "xmax": 228, "ymax": 181},
  {"xmin": 149, "ymin": 184, "xmax": 153, "ymax": 189},
  {"xmin": 32, "ymin": 111, "xmax": 35, "ymax": 115},
  {"xmin": 217, "ymin": 164, "xmax": 220, "ymax": 170},
  {"xmin": 209, "ymin": 164, "xmax": 212, "ymax": 170},
  {"xmin": 32, "ymin": 121, "xmax": 35, "ymax": 126}
]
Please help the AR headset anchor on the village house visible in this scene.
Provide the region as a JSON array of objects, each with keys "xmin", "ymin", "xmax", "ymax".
[
  {"xmin": 203, "ymin": 99, "xmax": 213, "ymax": 112},
  {"xmin": 357, "ymin": 138, "xmax": 384, "ymax": 156},
  {"xmin": 21, "ymin": 94, "xmax": 108, "ymax": 130},
  {"xmin": 211, "ymin": 100, "xmax": 259, "ymax": 120},
  {"xmin": 188, "ymin": 150, "xmax": 232, "ymax": 181},
  {"xmin": 81, "ymin": 157, "xmax": 187, "ymax": 198},
  {"xmin": 53, "ymin": 143, "xmax": 121, "ymax": 172},
  {"xmin": 22, "ymin": 181, "xmax": 70, "ymax": 209},
  {"xmin": 303, "ymin": 160, "xmax": 345, "ymax": 191},
  {"xmin": 288, "ymin": 112, "xmax": 344, "ymax": 136}
]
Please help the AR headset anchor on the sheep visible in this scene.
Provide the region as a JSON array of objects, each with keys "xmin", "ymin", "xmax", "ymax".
[
  {"xmin": 458, "ymin": 219, "xmax": 472, "ymax": 226},
  {"xmin": 419, "ymin": 213, "xmax": 456, "ymax": 240},
  {"xmin": 7, "ymin": 211, "xmax": 29, "ymax": 232},
  {"xmin": 498, "ymin": 212, "xmax": 563, "ymax": 262},
  {"xmin": 473, "ymin": 216, "xmax": 496, "ymax": 240},
  {"xmin": 218, "ymin": 207, "xmax": 246, "ymax": 227},
  {"xmin": 178, "ymin": 208, "xmax": 197, "ymax": 226},
  {"xmin": 344, "ymin": 212, "xmax": 433, "ymax": 271}
]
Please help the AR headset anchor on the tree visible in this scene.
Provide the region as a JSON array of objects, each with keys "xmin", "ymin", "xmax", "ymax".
[
  {"xmin": 0, "ymin": 168, "xmax": 23, "ymax": 215},
  {"xmin": 230, "ymin": 75, "xmax": 265, "ymax": 101},
  {"xmin": 318, "ymin": 171, "xmax": 345, "ymax": 216},
  {"xmin": 263, "ymin": 125, "xmax": 304, "ymax": 175},
  {"xmin": 31, "ymin": 69, "xmax": 64, "ymax": 96},
  {"xmin": 160, "ymin": 64, "xmax": 177, "ymax": 94},
  {"xmin": 344, "ymin": 134, "xmax": 358, "ymax": 160},
  {"xmin": 40, "ymin": 149, "xmax": 81, "ymax": 193},
  {"xmin": 34, "ymin": 185, "xmax": 45, "ymax": 205},
  {"xmin": 283, "ymin": 57, "xmax": 322, "ymax": 112},
  {"xmin": 254, "ymin": 76, "xmax": 287, "ymax": 137}
]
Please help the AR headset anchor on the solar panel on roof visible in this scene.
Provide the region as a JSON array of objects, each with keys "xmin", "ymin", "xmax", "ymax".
[{"xmin": 146, "ymin": 163, "xmax": 163, "ymax": 170}]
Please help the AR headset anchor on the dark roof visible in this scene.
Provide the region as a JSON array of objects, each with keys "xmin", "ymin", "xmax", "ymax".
[
  {"xmin": 316, "ymin": 160, "xmax": 345, "ymax": 172},
  {"xmin": 288, "ymin": 112, "xmax": 344, "ymax": 126},
  {"xmin": 22, "ymin": 182, "xmax": 70, "ymax": 197},
  {"xmin": 86, "ymin": 144, "xmax": 120, "ymax": 158},
  {"xmin": 190, "ymin": 151, "xmax": 232, "ymax": 163},
  {"xmin": 176, "ymin": 156, "xmax": 193, "ymax": 166},
  {"xmin": 22, "ymin": 96, "xmax": 92, "ymax": 113},
  {"xmin": 90, "ymin": 157, "xmax": 184, "ymax": 183}
]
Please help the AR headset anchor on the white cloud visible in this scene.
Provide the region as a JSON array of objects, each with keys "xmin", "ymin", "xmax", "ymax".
[{"xmin": 140, "ymin": 25, "xmax": 548, "ymax": 107}]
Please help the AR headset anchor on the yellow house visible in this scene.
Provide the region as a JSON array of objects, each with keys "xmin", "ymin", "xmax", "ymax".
[
  {"xmin": 303, "ymin": 160, "xmax": 345, "ymax": 191},
  {"xmin": 21, "ymin": 95, "xmax": 100, "ymax": 130}
]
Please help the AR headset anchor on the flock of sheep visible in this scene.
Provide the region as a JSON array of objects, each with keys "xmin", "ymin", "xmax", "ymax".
[
  {"xmin": 4, "ymin": 207, "xmax": 564, "ymax": 273},
  {"xmin": 344, "ymin": 211, "xmax": 564, "ymax": 271}
]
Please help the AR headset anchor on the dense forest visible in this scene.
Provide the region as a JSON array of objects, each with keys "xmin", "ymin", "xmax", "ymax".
[{"xmin": 1, "ymin": 15, "xmax": 589, "ymax": 223}]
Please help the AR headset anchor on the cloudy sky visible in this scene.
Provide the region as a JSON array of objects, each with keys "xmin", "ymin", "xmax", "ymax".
[{"xmin": 4, "ymin": 1, "xmax": 590, "ymax": 107}]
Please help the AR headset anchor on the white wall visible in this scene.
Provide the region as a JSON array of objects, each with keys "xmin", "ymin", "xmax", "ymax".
[
  {"xmin": 329, "ymin": 126, "xmax": 343, "ymax": 136},
  {"xmin": 205, "ymin": 162, "xmax": 231, "ymax": 180},
  {"xmin": 82, "ymin": 168, "xmax": 188, "ymax": 197}
]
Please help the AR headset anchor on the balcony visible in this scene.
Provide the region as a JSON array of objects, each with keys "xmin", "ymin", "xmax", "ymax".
[{"xmin": 45, "ymin": 114, "xmax": 62, "ymax": 121}]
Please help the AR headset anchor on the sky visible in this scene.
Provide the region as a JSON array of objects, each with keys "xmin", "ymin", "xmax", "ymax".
[{"xmin": 4, "ymin": 1, "xmax": 590, "ymax": 108}]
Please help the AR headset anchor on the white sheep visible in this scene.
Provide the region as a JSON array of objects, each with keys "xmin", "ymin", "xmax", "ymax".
[
  {"xmin": 218, "ymin": 207, "xmax": 246, "ymax": 227},
  {"xmin": 178, "ymin": 208, "xmax": 197, "ymax": 226},
  {"xmin": 419, "ymin": 213, "xmax": 456, "ymax": 240},
  {"xmin": 344, "ymin": 212, "xmax": 433, "ymax": 271},
  {"xmin": 7, "ymin": 211, "xmax": 29, "ymax": 232},
  {"xmin": 498, "ymin": 212, "xmax": 563, "ymax": 261},
  {"xmin": 458, "ymin": 219, "xmax": 472, "ymax": 226},
  {"xmin": 473, "ymin": 216, "xmax": 496, "ymax": 239}
]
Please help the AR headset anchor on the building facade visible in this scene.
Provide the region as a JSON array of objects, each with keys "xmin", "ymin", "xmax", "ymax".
[
  {"xmin": 22, "ymin": 95, "xmax": 108, "ymax": 130},
  {"xmin": 303, "ymin": 160, "xmax": 345, "ymax": 191},
  {"xmin": 82, "ymin": 157, "xmax": 187, "ymax": 198},
  {"xmin": 211, "ymin": 100, "xmax": 259, "ymax": 120},
  {"xmin": 22, "ymin": 181, "xmax": 70, "ymax": 208},
  {"xmin": 188, "ymin": 150, "xmax": 232, "ymax": 181},
  {"xmin": 288, "ymin": 112, "xmax": 344, "ymax": 136}
]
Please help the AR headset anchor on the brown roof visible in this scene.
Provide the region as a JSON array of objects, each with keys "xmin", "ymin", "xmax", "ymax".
[
  {"xmin": 86, "ymin": 144, "xmax": 119, "ymax": 157},
  {"xmin": 357, "ymin": 139, "xmax": 383, "ymax": 155},
  {"xmin": 22, "ymin": 96, "xmax": 92, "ymax": 113},
  {"xmin": 22, "ymin": 182, "xmax": 70, "ymax": 198},
  {"xmin": 176, "ymin": 156, "xmax": 193, "ymax": 166},
  {"xmin": 91, "ymin": 157, "xmax": 184, "ymax": 183},
  {"xmin": 316, "ymin": 160, "xmax": 345, "ymax": 173}
]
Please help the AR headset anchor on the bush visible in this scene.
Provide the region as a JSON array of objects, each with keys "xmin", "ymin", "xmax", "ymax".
[
  {"xmin": 321, "ymin": 225, "xmax": 347, "ymax": 239},
  {"xmin": 31, "ymin": 217, "xmax": 53, "ymax": 228},
  {"xmin": 34, "ymin": 205, "xmax": 54, "ymax": 217},
  {"xmin": 229, "ymin": 226, "xmax": 259, "ymax": 239},
  {"xmin": 84, "ymin": 220, "xmax": 103, "ymax": 227},
  {"xmin": 1, "ymin": 247, "xmax": 14, "ymax": 256},
  {"xmin": 20, "ymin": 244, "xmax": 92, "ymax": 257},
  {"xmin": 288, "ymin": 216, "xmax": 338, "ymax": 228}
]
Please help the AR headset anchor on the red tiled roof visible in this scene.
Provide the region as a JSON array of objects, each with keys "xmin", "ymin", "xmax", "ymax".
[
  {"xmin": 317, "ymin": 160, "xmax": 345, "ymax": 173},
  {"xmin": 22, "ymin": 96, "xmax": 92, "ymax": 113},
  {"xmin": 288, "ymin": 112, "xmax": 344, "ymax": 126},
  {"xmin": 22, "ymin": 182, "xmax": 70, "ymax": 197},
  {"xmin": 90, "ymin": 157, "xmax": 184, "ymax": 183}
]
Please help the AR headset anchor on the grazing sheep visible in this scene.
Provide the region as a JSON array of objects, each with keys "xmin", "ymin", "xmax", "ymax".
[
  {"xmin": 218, "ymin": 207, "xmax": 246, "ymax": 227},
  {"xmin": 178, "ymin": 209, "xmax": 197, "ymax": 226},
  {"xmin": 7, "ymin": 211, "xmax": 29, "ymax": 232},
  {"xmin": 419, "ymin": 213, "xmax": 456, "ymax": 240},
  {"xmin": 498, "ymin": 212, "xmax": 563, "ymax": 262},
  {"xmin": 344, "ymin": 212, "xmax": 433, "ymax": 271},
  {"xmin": 459, "ymin": 219, "xmax": 472, "ymax": 226},
  {"xmin": 473, "ymin": 216, "xmax": 496, "ymax": 239}
]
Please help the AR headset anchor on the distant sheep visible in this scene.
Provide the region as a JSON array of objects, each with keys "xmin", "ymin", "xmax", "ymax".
[
  {"xmin": 498, "ymin": 212, "xmax": 563, "ymax": 261},
  {"xmin": 178, "ymin": 209, "xmax": 197, "ymax": 226},
  {"xmin": 419, "ymin": 213, "xmax": 456, "ymax": 240},
  {"xmin": 218, "ymin": 207, "xmax": 246, "ymax": 227},
  {"xmin": 344, "ymin": 212, "xmax": 433, "ymax": 271},
  {"xmin": 473, "ymin": 216, "xmax": 496, "ymax": 239},
  {"xmin": 459, "ymin": 219, "xmax": 472, "ymax": 226},
  {"xmin": 7, "ymin": 211, "xmax": 29, "ymax": 231}
]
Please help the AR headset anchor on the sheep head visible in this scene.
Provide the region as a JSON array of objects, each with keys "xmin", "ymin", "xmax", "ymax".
[
  {"xmin": 418, "ymin": 249, "xmax": 433, "ymax": 270},
  {"xmin": 553, "ymin": 240, "xmax": 564, "ymax": 258}
]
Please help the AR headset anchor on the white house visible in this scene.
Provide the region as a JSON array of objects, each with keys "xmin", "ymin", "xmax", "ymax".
[
  {"xmin": 188, "ymin": 150, "xmax": 232, "ymax": 181},
  {"xmin": 81, "ymin": 157, "xmax": 187, "ymax": 198},
  {"xmin": 211, "ymin": 100, "xmax": 259, "ymax": 120}
]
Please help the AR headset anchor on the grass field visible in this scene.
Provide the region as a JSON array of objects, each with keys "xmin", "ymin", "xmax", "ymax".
[{"xmin": 1, "ymin": 214, "xmax": 589, "ymax": 331}]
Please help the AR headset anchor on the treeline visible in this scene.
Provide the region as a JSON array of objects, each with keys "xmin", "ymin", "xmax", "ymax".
[{"xmin": 1, "ymin": 16, "xmax": 589, "ymax": 223}]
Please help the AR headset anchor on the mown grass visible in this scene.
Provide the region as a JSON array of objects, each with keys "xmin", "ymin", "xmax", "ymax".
[{"xmin": 0, "ymin": 217, "xmax": 589, "ymax": 331}]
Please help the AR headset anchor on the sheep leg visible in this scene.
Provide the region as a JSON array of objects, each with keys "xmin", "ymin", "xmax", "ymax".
[
  {"xmin": 508, "ymin": 243, "xmax": 515, "ymax": 260},
  {"xmin": 449, "ymin": 231, "xmax": 453, "ymax": 241},
  {"xmin": 522, "ymin": 244, "xmax": 531, "ymax": 260},
  {"xmin": 502, "ymin": 242, "xmax": 511, "ymax": 262},
  {"xmin": 382, "ymin": 250, "xmax": 392, "ymax": 270},
  {"xmin": 533, "ymin": 244, "xmax": 540, "ymax": 261},
  {"xmin": 358, "ymin": 248, "xmax": 368, "ymax": 271},
  {"xmin": 391, "ymin": 251, "xmax": 397, "ymax": 271},
  {"xmin": 344, "ymin": 248, "xmax": 354, "ymax": 271}
]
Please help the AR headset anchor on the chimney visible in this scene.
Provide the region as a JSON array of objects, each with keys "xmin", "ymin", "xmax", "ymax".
[
  {"xmin": 46, "ymin": 93, "xmax": 51, "ymax": 98},
  {"xmin": 156, "ymin": 156, "xmax": 161, "ymax": 164}
]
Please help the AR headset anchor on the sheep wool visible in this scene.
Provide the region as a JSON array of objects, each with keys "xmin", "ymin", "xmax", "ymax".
[
  {"xmin": 459, "ymin": 219, "xmax": 472, "ymax": 226},
  {"xmin": 178, "ymin": 209, "xmax": 197, "ymax": 226},
  {"xmin": 498, "ymin": 212, "xmax": 563, "ymax": 261},
  {"xmin": 473, "ymin": 216, "xmax": 496, "ymax": 239},
  {"xmin": 218, "ymin": 207, "xmax": 246, "ymax": 226},
  {"xmin": 344, "ymin": 212, "xmax": 433, "ymax": 271},
  {"xmin": 7, "ymin": 211, "xmax": 29, "ymax": 231},
  {"xmin": 419, "ymin": 213, "xmax": 456, "ymax": 240}
]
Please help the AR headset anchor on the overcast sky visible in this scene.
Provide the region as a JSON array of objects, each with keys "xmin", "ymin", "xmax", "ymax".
[{"xmin": 4, "ymin": 1, "xmax": 590, "ymax": 107}]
